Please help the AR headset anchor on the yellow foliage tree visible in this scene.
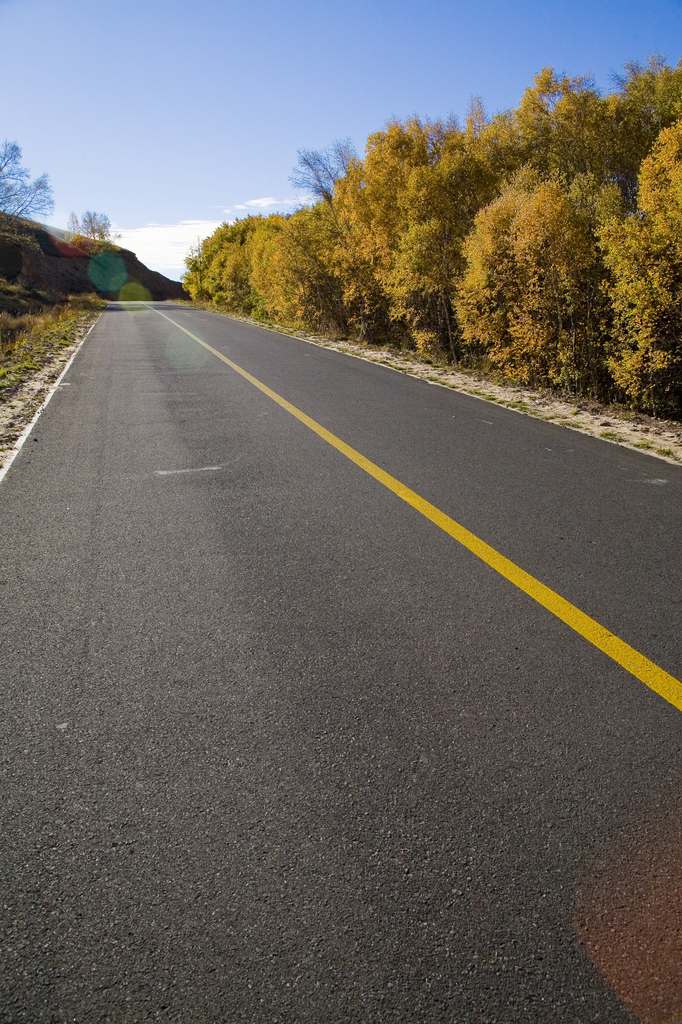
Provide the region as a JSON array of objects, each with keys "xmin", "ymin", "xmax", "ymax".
[
  {"xmin": 253, "ymin": 205, "xmax": 346, "ymax": 333},
  {"xmin": 332, "ymin": 120, "xmax": 432, "ymax": 343},
  {"xmin": 601, "ymin": 118, "xmax": 682, "ymax": 414},
  {"xmin": 183, "ymin": 57, "xmax": 682, "ymax": 416},
  {"xmin": 386, "ymin": 119, "xmax": 500, "ymax": 357},
  {"xmin": 513, "ymin": 68, "xmax": 616, "ymax": 182},
  {"xmin": 611, "ymin": 55, "xmax": 682, "ymax": 207},
  {"xmin": 457, "ymin": 173, "xmax": 610, "ymax": 391},
  {"xmin": 184, "ymin": 219, "xmax": 263, "ymax": 314},
  {"xmin": 334, "ymin": 115, "xmax": 500, "ymax": 355}
]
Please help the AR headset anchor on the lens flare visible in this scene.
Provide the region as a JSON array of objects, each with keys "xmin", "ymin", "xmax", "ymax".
[
  {"xmin": 88, "ymin": 252, "xmax": 128, "ymax": 292},
  {"xmin": 575, "ymin": 818, "xmax": 682, "ymax": 1023},
  {"xmin": 164, "ymin": 335, "xmax": 209, "ymax": 371},
  {"xmin": 118, "ymin": 280, "xmax": 151, "ymax": 301}
]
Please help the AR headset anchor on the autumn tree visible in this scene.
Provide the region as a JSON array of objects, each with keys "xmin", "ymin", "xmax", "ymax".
[
  {"xmin": 333, "ymin": 118, "xmax": 449, "ymax": 346},
  {"xmin": 256, "ymin": 205, "xmax": 347, "ymax": 333},
  {"xmin": 383, "ymin": 112, "xmax": 501, "ymax": 358},
  {"xmin": 183, "ymin": 219, "xmax": 258, "ymax": 309},
  {"xmin": 211, "ymin": 218, "xmax": 265, "ymax": 315},
  {"xmin": 68, "ymin": 210, "xmax": 118, "ymax": 241},
  {"xmin": 457, "ymin": 172, "xmax": 612, "ymax": 392},
  {"xmin": 182, "ymin": 56, "xmax": 682, "ymax": 417},
  {"xmin": 601, "ymin": 118, "xmax": 682, "ymax": 414},
  {"xmin": 610, "ymin": 54, "xmax": 682, "ymax": 207},
  {"xmin": 511, "ymin": 68, "xmax": 617, "ymax": 184},
  {"xmin": 500, "ymin": 58, "xmax": 682, "ymax": 207},
  {"xmin": 184, "ymin": 238, "xmax": 208, "ymax": 298}
]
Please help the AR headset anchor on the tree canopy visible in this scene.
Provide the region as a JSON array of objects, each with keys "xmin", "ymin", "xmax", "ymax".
[
  {"xmin": 185, "ymin": 54, "xmax": 682, "ymax": 417},
  {"xmin": 68, "ymin": 211, "xmax": 118, "ymax": 242}
]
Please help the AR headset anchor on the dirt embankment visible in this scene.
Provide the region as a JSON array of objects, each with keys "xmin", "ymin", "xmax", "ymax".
[
  {"xmin": 0, "ymin": 215, "xmax": 186, "ymax": 302},
  {"xmin": 0, "ymin": 216, "xmax": 188, "ymax": 470}
]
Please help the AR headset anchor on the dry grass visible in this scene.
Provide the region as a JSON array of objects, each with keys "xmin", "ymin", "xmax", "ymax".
[
  {"xmin": 0, "ymin": 295, "xmax": 106, "ymax": 402},
  {"xmin": 0, "ymin": 293, "xmax": 106, "ymax": 463}
]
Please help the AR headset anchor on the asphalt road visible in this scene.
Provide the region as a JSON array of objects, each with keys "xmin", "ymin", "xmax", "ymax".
[{"xmin": 1, "ymin": 302, "xmax": 681, "ymax": 1023}]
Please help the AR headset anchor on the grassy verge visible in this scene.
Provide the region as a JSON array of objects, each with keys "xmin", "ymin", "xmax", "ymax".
[{"xmin": 0, "ymin": 293, "xmax": 106, "ymax": 403}]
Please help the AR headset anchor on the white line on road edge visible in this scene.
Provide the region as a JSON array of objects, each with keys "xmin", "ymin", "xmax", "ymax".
[{"xmin": 0, "ymin": 316, "xmax": 101, "ymax": 487}]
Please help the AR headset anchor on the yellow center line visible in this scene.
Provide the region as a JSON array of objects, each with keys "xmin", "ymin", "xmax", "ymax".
[{"xmin": 146, "ymin": 304, "xmax": 682, "ymax": 712}]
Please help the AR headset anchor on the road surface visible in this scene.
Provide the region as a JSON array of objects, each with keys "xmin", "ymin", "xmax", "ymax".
[{"xmin": 1, "ymin": 302, "xmax": 681, "ymax": 1022}]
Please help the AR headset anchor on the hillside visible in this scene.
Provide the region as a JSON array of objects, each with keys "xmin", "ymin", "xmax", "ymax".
[{"xmin": 0, "ymin": 214, "xmax": 186, "ymax": 304}]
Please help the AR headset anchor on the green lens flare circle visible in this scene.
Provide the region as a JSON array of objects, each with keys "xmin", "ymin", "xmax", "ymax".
[{"xmin": 88, "ymin": 252, "xmax": 128, "ymax": 292}]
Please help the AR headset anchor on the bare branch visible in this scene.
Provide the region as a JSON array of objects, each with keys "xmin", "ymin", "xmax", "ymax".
[
  {"xmin": 0, "ymin": 141, "xmax": 54, "ymax": 218},
  {"xmin": 289, "ymin": 138, "xmax": 357, "ymax": 206}
]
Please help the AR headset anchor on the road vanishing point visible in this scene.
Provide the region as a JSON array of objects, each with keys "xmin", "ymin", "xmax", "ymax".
[{"xmin": 1, "ymin": 302, "xmax": 681, "ymax": 1023}]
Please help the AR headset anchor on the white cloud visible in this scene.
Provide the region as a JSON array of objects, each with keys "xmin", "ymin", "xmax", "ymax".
[
  {"xmin": 239, "ymin": 196, "xmax": 312, "ymax": 210},
  {"xmin": 244, "ymin": 196, "xmax": 278, "ymax": 208},
  {"xmin": 113, "ymin": 219, "xmax": 223, "ymax": 279},
  {"xmin": 233, "ymin": 198, "xmax": 288, "ymax": 211},
  {"xmin": 111, "ymin": 199, "xmax": 318, "ymax": 280}
]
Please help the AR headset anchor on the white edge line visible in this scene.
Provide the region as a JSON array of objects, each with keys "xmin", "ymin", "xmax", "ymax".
[{"xmin": 0, "ymin": 314, "xmax": 102, "ymax": 487}]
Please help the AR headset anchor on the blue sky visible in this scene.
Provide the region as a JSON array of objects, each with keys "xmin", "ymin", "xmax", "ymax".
[{"xmin": 2, "ymin": 0, "xmax": 682, "ymax": 279}]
